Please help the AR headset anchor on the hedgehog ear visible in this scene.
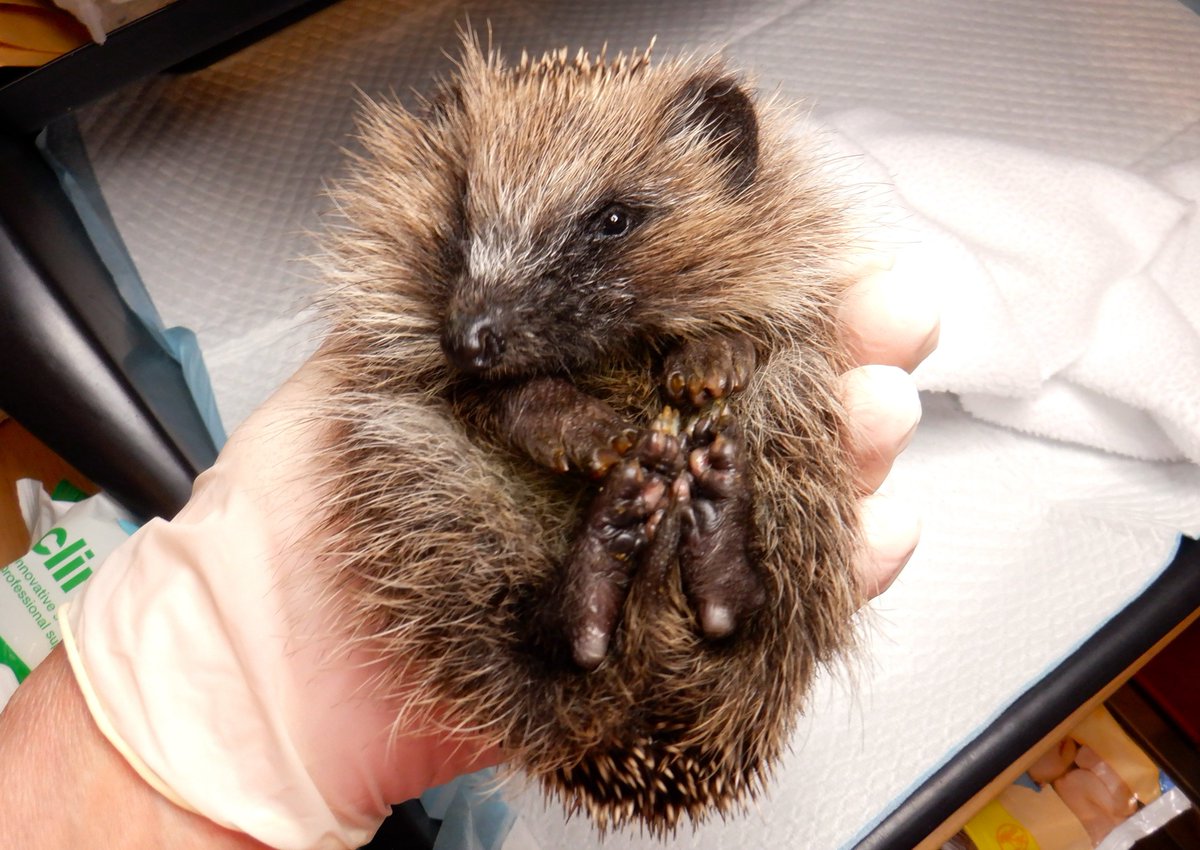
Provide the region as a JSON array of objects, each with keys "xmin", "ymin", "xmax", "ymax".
[{"xmin": 669, "ymin": 74, "xmax": 759, "ymax": 194}]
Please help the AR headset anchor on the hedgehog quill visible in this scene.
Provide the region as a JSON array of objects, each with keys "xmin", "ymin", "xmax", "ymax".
[{"xmin": 314, "ymin": 38, "xmax": 865, "ymax": 834}]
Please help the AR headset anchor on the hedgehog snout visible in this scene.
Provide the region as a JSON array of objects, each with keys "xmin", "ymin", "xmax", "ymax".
[{"xmin": 442, "ymin": 310, "xmax": 510, "ymax": 373}]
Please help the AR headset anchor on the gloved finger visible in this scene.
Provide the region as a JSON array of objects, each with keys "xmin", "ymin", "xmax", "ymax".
[
  {"xmin": 843, "ymin": 365, "xmax": 922, "ymax": 493},
  {"xmin": 854, "ymin": 489, "xmax": 921, "ymax": 600},
  {"xmin": 839, "ymin": 261, "xmax": 940, "ymax": 372}
]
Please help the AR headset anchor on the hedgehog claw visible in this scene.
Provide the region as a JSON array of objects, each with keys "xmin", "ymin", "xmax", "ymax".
[
  {"xmin": 661, "ymin": 332, "xmax": 757, "ymax": 408},
  {"xmin": 634, "ymin": 410, "xmax": 685, "ymax": 477}
]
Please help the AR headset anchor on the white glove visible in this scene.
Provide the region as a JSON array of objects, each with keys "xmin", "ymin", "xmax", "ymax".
[{"xmin": 61, "ymin": 365, "xmax": 493, "ymax": 850}]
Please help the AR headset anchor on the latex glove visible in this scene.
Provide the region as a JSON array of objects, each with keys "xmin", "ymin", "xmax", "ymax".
[
  {"xmin": 59, "ymin": 258, "xmax": 937, "ymax": 850},
  {"xmin": 63, "ymin": 365, "xmax": 495, "ymax": 850},
  {"xmin": 841, "ymin": 251, "xmax": 940, "ymax": 596}
]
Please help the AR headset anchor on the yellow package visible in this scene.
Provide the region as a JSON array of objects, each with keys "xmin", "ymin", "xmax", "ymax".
[{"xmin": 963, "ymin": 783, "xmax": 1095, "ymax": 850}]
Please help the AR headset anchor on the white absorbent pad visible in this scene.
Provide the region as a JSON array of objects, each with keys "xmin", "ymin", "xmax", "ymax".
[{"xmin": 73, "ymin": 0, "xmax": 1200, "ymax": 848}]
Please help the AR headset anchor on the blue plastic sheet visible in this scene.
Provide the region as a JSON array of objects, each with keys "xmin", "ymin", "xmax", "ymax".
[
  {"xmin": 423, "ymin": 770, "xmax": 517, "ymax": 850},
  {"xmin": 35, "ymin": 119, "xmax": 227, "ymax": 449}
]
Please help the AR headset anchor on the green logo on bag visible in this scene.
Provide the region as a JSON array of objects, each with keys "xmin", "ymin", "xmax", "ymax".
[
  {"xmin": 0, "ymin": 635, "xmax": 32, "ymax": 683},
  {"xmin": 32, "ymin": 527, "xmax": 95, "ymax": 593}
]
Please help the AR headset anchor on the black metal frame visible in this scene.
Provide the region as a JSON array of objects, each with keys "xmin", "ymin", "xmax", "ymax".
[{"xmin": 0, "ymin": 132, "xmax": 213, "ymax": 520}]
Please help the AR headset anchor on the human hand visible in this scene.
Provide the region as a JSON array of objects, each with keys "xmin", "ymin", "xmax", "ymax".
[{"xmin": 839, "ymin": 251, "xmax": 940, "ymax": 598}]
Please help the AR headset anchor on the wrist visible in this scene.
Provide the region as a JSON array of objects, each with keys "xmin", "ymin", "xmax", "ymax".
[{"xmin": 0, "ymin": 645, "xmax": 270, "ymax": 850}]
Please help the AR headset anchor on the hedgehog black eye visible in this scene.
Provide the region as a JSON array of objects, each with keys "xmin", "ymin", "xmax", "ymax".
[{"xmin": 591, "ymin": 204, "xmax": 638, "ymax": 239}]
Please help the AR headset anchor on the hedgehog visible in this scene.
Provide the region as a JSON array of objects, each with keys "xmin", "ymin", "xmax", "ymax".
[{"xmin": 312, "ymin": 37, "xmax": 865, "ymax": 835}]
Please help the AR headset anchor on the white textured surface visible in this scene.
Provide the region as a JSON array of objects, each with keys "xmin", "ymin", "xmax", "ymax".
[{"xmin": 75, "ymin": 1, "xmax": 1200, "ymax": 848}]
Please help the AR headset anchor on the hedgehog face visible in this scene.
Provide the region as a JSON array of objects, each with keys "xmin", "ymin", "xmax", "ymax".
[
  {"xmin": 434, "ymin": 46, "xmax": 763, "ymax": 380},
  {"xmin": 440, "ymin": 193, "xmax": 656, "ymax": 377}
]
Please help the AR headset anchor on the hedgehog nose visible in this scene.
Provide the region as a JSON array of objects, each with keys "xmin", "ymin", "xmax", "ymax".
[{"xmin": 444, "ymin": 316, "xmax": 507, "ymax": 373}]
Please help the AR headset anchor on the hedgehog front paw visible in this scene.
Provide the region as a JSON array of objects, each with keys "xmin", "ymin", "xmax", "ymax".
[
  {"xmin": 505, "ymin": 377, "xmax": 637, "ymax": 478},
  {"xmin": 662, "ymin": 332, "xmax": 757, "ymax": 408},
  {"xmin": 679, "ymin": 404, "xmax": 765, "ymax": 639},
  {"xmin": 542, "ymin": 415, "xmax": 637, "ymax": 480},
  {"xmin": 562, "ymin": 458, "xmax": 670, "ymax": 669}
]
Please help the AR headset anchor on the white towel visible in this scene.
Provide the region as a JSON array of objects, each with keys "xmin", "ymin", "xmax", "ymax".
[{"xmin": 828, "ymin": 109, "xmax": 1200, "ymax": 463}]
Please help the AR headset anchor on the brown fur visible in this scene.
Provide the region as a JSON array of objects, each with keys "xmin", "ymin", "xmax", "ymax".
[{"xmin": 312, "ymin": 38, "xmax": 864, "ymax": 834}]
